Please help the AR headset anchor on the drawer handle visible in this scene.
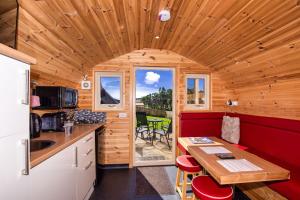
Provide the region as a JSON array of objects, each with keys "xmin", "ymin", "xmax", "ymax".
[
  {"xmin": 84, "ymin": 161, "xmax": 93, "ymax": 170},
  {"xmin": 84, "ymin": 148, "xmax": 93, "ymax": 156},
  {"xmin": 83, "ymin": 137, "xmax": 93, "ymax": 143},
  {"xmin": 21, "ymin": 139, "xmax": 29, "ymax": 175}
]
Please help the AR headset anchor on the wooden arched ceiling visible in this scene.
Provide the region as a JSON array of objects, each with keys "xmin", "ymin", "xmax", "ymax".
[{"xmin": 16, "ymin": 0, "xmax": 300, "ymax": 84}]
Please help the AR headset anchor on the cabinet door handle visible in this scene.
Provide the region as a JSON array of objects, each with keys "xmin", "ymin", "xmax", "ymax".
[
  {"xmin": 73, "ymin": 147, "xmax": 78, "ymax": 167},
  {"xmin": 84, "ymin": 161, "xmax": 93, "ymax": 170},
  {"xmin": 21, "ymin": 139, "xmax": 29, "ymax": 175},
  {"xmin": 83, "ymin": 136, "xmax": 93, "ymax": 143},
  {"xmin": 21, "ymin": 70, "xmax": 30, "ymax": 105},
  {"xmin": 84, "ymin": 148, "xmax": 93, "ymax": 156}
]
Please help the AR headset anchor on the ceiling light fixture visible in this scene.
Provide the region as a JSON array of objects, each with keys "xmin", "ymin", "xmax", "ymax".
[
  {"xmin": 155, "ymin": 36, "xmax": 160, "ymax": 39},
  {"xmin": 159, "ymin": 9, "xmax": 171, "ymax": 22}
]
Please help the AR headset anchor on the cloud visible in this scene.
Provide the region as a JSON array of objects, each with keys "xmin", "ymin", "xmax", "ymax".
[{"xmin": 144, "ymin": 72, "xmax": 160, "ymax": 85}]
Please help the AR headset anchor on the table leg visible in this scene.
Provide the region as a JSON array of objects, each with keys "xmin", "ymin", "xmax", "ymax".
[
  {"xmin": 152, "ymin": 122, "xmax": 157, "ymax": 145},
  {"xmin": 232, "ymin": 185, "xmax": 236, "ymax": 200}
]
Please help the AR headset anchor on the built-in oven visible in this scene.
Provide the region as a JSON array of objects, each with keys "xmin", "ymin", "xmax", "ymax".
[{"xmin": 34, "ymin": 86, "xmax": 78, "ymax": 109}]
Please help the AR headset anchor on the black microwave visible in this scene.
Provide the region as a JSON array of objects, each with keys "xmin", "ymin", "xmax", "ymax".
[{"xmin": 35, "ymin": 86, "xmax": 78, "ymax": 109}]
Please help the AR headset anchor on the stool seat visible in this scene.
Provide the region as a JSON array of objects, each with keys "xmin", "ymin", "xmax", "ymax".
[
  {"xmin": 176, "ymin": 155, "xmax": 201, "ymax": 173},
  {"xmin": 192, "ymin": 176, "xmax": 233, "ymax": 200}
]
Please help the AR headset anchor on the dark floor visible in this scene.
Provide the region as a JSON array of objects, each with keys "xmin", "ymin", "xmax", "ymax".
[{"xmin": 90, "ymin": 165, "xmax": 250, "ymax": 200}]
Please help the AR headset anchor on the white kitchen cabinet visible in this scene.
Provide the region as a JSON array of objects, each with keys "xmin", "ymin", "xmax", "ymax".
[
  {"xmin": 0, "ymin": 134, "xmax": 30, "ymax": 200},
  {"xmin": 76, "ymin": 132, "xmax": 96, "ymax": 200},
  {"xmin": 30, "ymin": 144, "xmax": 77, "ymax": 200},
  {"xmin": 0, "ymin": 54, "xmax": 30, "ymax": 200},
  {"xmin": 0, "ymin": 54, "xmax": 30, "ymax": 139},
  {"xmin": 30, "ymin": 131, "xmax": 96, "ymax": 200}
]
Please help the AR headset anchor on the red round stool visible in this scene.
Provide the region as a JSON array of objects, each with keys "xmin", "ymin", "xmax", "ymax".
[
  {"xmin": 192, "ymin": 176, "xmax": 233, "ymax": 200},
  {"xmin": 176, "ymin": 155, "xmax": 202, "ymax": 200}
]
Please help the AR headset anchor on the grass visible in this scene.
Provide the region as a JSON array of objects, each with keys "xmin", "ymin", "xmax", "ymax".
[{"xmin": 146, "ymin": 115, "xmax": 171, "ymax": 130}]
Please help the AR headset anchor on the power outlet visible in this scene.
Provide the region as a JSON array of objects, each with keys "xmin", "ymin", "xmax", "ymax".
[{"xmin": 119, "ymin": 113, "xmax": 127, "ymax": 118}]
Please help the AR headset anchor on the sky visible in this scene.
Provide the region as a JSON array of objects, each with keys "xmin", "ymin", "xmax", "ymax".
[
  {"xmin": 136, "ymin": 69, "xmax": 173, "ymax": 98},
  {"xmin": 187, "ymin": 78, "xmax": 205, "ymax": 91},
  {"xmin": 100, "ymin": 77, "xmax": 120, "ymax": 100}
]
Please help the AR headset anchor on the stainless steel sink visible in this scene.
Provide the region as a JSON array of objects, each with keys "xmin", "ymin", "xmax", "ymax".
[{"xmin": 30, "ymin": 140, "xmax": 56, "ymax": 152}]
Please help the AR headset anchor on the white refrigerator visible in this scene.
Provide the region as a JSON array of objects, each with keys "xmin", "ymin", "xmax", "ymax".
[{"xmin": 0, "ymin": 54, "xmax": 31, "ymax": 200}]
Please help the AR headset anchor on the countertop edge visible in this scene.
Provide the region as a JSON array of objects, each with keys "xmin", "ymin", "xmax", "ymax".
[{"xmin": 30, "ymin": 123, "xmax": 104, "ymax": 168}]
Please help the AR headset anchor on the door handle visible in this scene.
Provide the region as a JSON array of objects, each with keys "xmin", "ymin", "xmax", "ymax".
[
  {"xmin": 21, "ymin": 139, "xmax": 29, "ymax": 175},
  {"xmin": 21, "ymin": 70, "xmax": 30, "ymax": 105},
  {"xmin": 73, "ymin": 146, "xmax": 78, "ymax": 167}
]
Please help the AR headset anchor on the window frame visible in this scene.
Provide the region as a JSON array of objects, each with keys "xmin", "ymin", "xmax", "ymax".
[
  {"xmin": 93, "ymin": 71, "xmax": 125, "ymax": 111},
  {"xmin": 184, "ymin": 74, "xmax": 210, "ymax": 110}
]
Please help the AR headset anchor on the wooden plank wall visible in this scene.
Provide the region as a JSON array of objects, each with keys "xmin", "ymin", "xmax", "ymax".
[
  {"xmin": 0, "ymin": 8, "xmax": 17, "ymax": 48},
  {"xmin": 77, "ymin": 49, "xmax": 232, "ymax": 165},
  {"xmin": 217, "ymin": 22, "xmax": 300, "ymax": 120}
]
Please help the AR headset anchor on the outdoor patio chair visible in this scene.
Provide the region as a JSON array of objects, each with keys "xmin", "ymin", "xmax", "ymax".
[
  {"xmin": 136, "ymin": 112, "xmax": 152, "ymax": 141},
  {"xmin": 156, "ymin": 120, "xmax": 172, "ymax": 149}
]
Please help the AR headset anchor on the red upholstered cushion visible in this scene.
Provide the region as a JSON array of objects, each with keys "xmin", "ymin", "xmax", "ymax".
[
  {"xmin": 176, "ymin": 155, "xmax": 201, "ymax": 173},
  {"xmin": 192, "ymin": 176, "xmax": 233, "ymax": 200},
  {"xmin": 180, "ymin": 112, "xmax": 224, "ymax": 137},
  {"xmin": 220, "ymin": 138, "xmax": 249, "ymax": 151},
  {"xmin": 232, "ymin": 143, "xmax": 248, "ymax": 151},
  {"xmin": 177, "ymin": 140, "xmax": 190, "ymax": 155}
]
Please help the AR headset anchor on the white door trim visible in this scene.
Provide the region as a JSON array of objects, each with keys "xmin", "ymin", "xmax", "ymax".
[{"xmin": 132, "ymin": 66, "xmax": 176, "ymax": 167}]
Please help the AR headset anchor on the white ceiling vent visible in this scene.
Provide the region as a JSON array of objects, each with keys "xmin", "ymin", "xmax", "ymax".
[{"xmin": 159, "ymin": 9, "xmax": 171, "ymax": 22}]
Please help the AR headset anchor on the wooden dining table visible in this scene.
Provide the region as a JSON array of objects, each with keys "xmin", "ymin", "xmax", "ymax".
[{"xmin": 178, "ymin": 137, "xmax": 290, "ymax": 185}]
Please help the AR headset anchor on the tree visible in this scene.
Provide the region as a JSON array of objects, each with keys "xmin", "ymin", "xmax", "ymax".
[{"xmin": 141, "ymin": 87, "xmax": 172, "ymax": 111}]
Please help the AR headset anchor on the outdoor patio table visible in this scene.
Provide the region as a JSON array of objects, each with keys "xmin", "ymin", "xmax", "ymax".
[{"xmin": 147, "ymin": 118, "xmax": 163, "ymax": 145}]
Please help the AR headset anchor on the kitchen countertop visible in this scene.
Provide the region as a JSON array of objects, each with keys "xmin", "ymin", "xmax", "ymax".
[{"xmin": 30, "ymin": 123, "xmax": 104, "ymax": 168}]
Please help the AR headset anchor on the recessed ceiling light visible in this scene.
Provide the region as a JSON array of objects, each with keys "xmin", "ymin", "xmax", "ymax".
[{"xmin": 155, "ymin": 36, "xmax": 160, "ymax": 39}]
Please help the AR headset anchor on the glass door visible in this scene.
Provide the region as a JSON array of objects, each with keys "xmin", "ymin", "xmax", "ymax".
[{"xmin": 133, "ymin": 67, "xmax": 175, "ymax": 166}]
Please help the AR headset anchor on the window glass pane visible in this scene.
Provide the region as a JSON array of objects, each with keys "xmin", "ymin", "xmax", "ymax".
[
  {"xmin": 187, "ymin": 78, "xmax": 195, "ymax": 104},
  {"xmin": 100, "ymin": 77, "xmax": 120, "ymax": 104},
  {"xmin": 198, "ymin": 78, "xmax": 205, "ymax": 104}
]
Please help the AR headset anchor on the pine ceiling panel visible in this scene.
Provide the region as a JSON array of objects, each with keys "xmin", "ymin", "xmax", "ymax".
[{"xmin": 17, "ymin": 0, "xmax": 300, "ymax": 83}]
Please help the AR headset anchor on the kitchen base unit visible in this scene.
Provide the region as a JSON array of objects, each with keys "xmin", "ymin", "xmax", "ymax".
[{"xmin": 30, "ymin": 131, "xmax": 96, "ymax": 200}]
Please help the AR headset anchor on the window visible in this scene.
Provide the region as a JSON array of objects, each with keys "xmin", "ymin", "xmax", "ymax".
[
  {"xmin": 185, "ymin": 74, "xmax": 210, "ymax": 110},
  {"xmin": 94, "ymin": 71, "xmax": 124, "ymax": 110}
]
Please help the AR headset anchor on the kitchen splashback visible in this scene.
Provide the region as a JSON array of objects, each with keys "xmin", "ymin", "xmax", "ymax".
[{"xmin": 73, "ymin": 109, "xmax": 106, "ymax": 124}]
